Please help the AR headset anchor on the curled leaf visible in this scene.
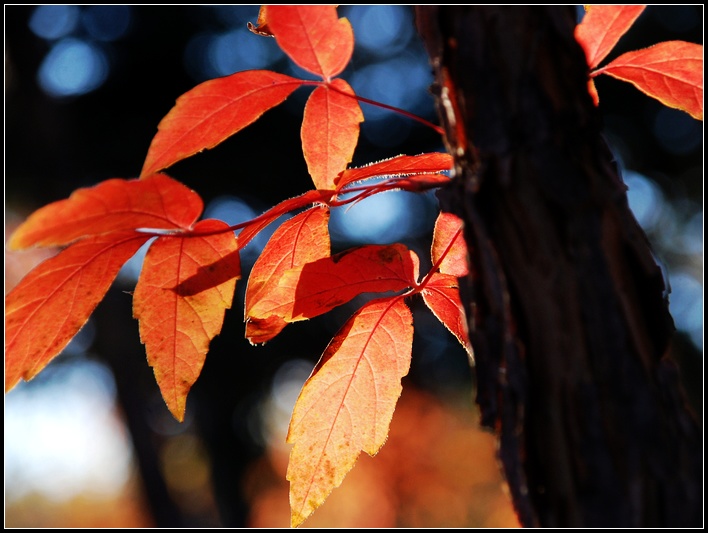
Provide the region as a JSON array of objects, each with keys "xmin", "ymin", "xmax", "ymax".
[
  {"xmin": 248, "ymin": 5, "xmax": 274, "ymax": 37},
  {"xmin": 336, "ymin": 152, "xmax": 452, "ymax": 190}
]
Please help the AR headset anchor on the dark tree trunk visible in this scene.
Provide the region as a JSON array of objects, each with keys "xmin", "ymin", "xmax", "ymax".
[{"xmin": 416, "ymin": 6, "xmax": 701, "ymax": 527}]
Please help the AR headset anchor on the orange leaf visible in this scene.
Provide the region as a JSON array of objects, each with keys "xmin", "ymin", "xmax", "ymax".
[
  {"xmin": 596, "ymin": 41, "xmax": 703, "ymax": 121},
  {"xmin": 5, "ymin": 231, "xmax": 150, "ymax": 392},
  {"xmin": 266, "ymin": 5, "xmax": 354, "ymax": 80},
  {"xmin": 421, "ymin": 273, "xmax": 472, "ymax": 357},
  {"xmin": 300, "ymin": 79, "xmax": 364, "ymax": 190},
  {"xmin": 141, "ymin": 70, "xmax": 304, "ymax": 176},
  {"xmin": 245, "ymin": 206, "xmax": 330, "ymax": 344},
  {"xmin": 383, "ymin": 173, "xmax": 452, "ymax": 193},
  {"xmin": 237, "ymin": 189, "xmax": 334, "ymax": 250},
  {"xmin": 8, "ymin": 174, "xmax": 202, "ymax": 250},
  {"xmin": 336, "ymin": 152, "xmax": 452, "ymax": 190},
  {"xmin": 302, "ymin": 79, "xmax": 363, "ymax": 191},
  {"xmin": 286, "ymin": 296, "xmax": 413, "ymax": 527},
  {"xmin": 250, "ymin": 243, "xmax": 419, "ymax": 322},
  {"xmin": 133, "ymin": 219, "xmax": 240, "ymax": 422},
  {"xmin": 244, "ymin": 315, "xmax": 289, "ymax": 347},
  {"xmin": 432, "ymin": 211, "xmax": 468, "ymax": 277},
  {"xmin": 575, "ymin": 5, "xmax": 646, "ymax": 69}
]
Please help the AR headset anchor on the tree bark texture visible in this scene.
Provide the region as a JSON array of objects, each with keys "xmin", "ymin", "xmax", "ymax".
[{"xmin": 416, "ymin": 6, "xmax": 701, "ymax": 527}]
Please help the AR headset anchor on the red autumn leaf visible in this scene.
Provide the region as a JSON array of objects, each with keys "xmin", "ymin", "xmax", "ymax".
[
  {"xmin": 302, "ymin": 79, "xmax": 364, "ymax": 191},
  {"xmin": 575, "ymin": 5, "xmax": 646, "ymax": 69},
  {"xmin": 382, "ymin": 173, "xmax": 452, "ymax": 193},
  {"xmin": 431, "ymin": 211, "xmax": 469, "ymax": 277},
  {"xmin": 250, "ymin": 243, "xmax": 419, "ymax": 323},
  {"xmin": 266, "ymin": 5, "xmax": 354, "ymax": 80},
  {"xmin": 244, "ymin": 315, "xmax": 290, "ymax": 347},
  {"xmin": 237, "ymin": 189, "xmax": 334, "ymax": 250},
  {"xmin": 342, "ymin": 174, "xmax": 452, "ymax": 203},
  {"xmin": 421, "ymin": 273, "xmax": 472, "ymax": 357},
  {"xmin": 141, "ymin": 70, "xmax": 304, "ymax": 177},
  {"xmin": 286, "ymin": 296, "xmax": 413, "ymax": 528},
  {"xmin": 245, "ymin": 206, "xmax": 331, "ymax": 344},
  {"xmin": 595, "ymin": 41, "xmax": 704, "ymax": 121},
  {"xmin": 419, "ymin": 212, "xmax": 471, "ymax": 355},
  {"xmin": 8, "ymin": 174, "xmax": 202, "ymax": 250},
  {"xmin": 133, "ymin": 219, "xmax": 240, "ymax": 422},
  {"xmin": 336, "ymin": 152, "xmax": 452, "ymax": 190},
  {"xmin": 5, "ymin": 231, "xmax": 151, "ymax": 392}
]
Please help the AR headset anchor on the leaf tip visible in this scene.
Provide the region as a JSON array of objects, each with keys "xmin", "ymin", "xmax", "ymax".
[
  {"xmin": 155, "ymin": 374, "xmax": 188, "ymax": 423},
  {"xmin": 245, "ymin": 316, "xmax": 287, "ymax": 345},
  {"xmin": 6, "ymin": 233, "xmax": 24, "ymax": 251},
  {"xmin": 5, "ymin": 374, "xmax": 20, "ymax": 394},
  {"xmin": 290, "ymin": 511, "xmax": 306, "ymax": 529},
  {"xmin": 170, "ymin": 405, "xmax": 186, "ymax": 424}
]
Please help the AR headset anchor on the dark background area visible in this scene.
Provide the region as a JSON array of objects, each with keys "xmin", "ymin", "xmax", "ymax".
[{"xmin": 5, "ymin": 6, "xmax": 702, "ymax": 527}]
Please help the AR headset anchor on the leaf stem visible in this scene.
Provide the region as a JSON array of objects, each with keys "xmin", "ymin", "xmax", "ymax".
[
  {"xmin": 136, "ymin": 190, "xmax": 333, "ymax": 240},
  {"xmin": 415, "ymin": 227, "xmax": 463, "ymax": 291},
  {"xmin": 325, "ymin": 82, "xmax": 445, "ymax": 135},
  {"xmin": 286, "ymin": 79, "xmax": 445, "ymax": 134}
]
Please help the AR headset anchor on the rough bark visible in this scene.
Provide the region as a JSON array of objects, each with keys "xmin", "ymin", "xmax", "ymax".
[{"xmin": 416, "ymin": 6, "xmax": 701, "ymax": 527}]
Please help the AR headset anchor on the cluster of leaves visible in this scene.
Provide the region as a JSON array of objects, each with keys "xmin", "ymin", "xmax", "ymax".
[
  {"xmin": 6, "ymin": 6, "xmax": 465, "ymax": 527},
  {"xmin": 5, "ymin": 5, "xmax": 702, "ymax": 527},
  {"xmin": 575, "ymin": 5, "xmax": 703, "ymax": 120}
]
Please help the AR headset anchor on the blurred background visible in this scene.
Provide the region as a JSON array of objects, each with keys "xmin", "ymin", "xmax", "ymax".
[{"xmin": 4, "ymin": 6, "xmax": 702, "ymax": 528}]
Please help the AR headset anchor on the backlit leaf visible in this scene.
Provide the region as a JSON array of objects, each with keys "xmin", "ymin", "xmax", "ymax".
[
  {"xmin": 342, "ymin": 173, "xmax": 452, "ymax": 200},
  {"xmin": 336, "ymin": 152, "xmax": 452, "ymax": 190},
  {"xmin": 133, "ymin": 219, "xmax": 240, "ymax": 421},
  {"xmin": 381, "ymin": 173, "xmax": 452, "ymax": 193},
  {"xmin": 431, "ymin": 212, "xmax": 468, "ymax": 277},
  {"xmin": 5, "ymin": 232, "xmax": 150, "ymax": 392},
  {"xmin": 421, "ymin": 273, "xmax": 472, "ymax": 357},
  {"xmin": 266, "ymin": 5, "xmax": 354, "ymax": 80},
  {"xmin": 287, "ymin": 297, "xmax": 413, "ymax": 527},
  {"xmin": 250, "ymin": 243, "xmax": 419, "ymax": 322},
  {"xmin": 8, "ymin": 174, "xmax": 202, "ymax": 250},
  {"xmin": 244, "ymin": 315, "xmax": 289, "ymax": 347},
  {"xmin": 302, "ymin": 79, "xmax": 363, "ymax": 191},
  {"xmin": 141, "ymin": 70, "xmax": 304, "ymax": 176},
  {"xmin": 237, "ymin": 189, "xmax": 334, "ymax": 250},
  {"xmin": 575, "ymin": 5, "xmax": 646, "ymax": 69},
  {"xmin": 245, "ymin": 206, "xmax": 330, "ymax": 344},
  {"xmin": 596, "ymin": 41, "xmax": 703, "ymax": 121}
]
